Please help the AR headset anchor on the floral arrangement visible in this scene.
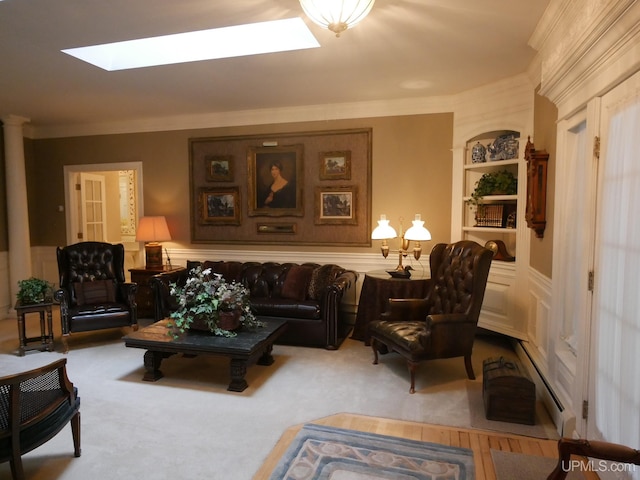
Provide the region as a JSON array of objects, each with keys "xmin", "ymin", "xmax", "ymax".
[{"xmin": 166, "ymin": 266, "xmax": 264, "ymax": 338}]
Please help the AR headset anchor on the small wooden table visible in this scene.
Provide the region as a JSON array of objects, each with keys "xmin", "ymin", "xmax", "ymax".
[
  {"xmin": 122, "ymin": 318, "xmax": 287, "ymax": 392},
  {"xmin": 15, "ymin": 300, "xmax": 55, "ymax": 356},
  {"xmin": 129, "ymin": 266, "xmax": 185, "ymax": 318}
]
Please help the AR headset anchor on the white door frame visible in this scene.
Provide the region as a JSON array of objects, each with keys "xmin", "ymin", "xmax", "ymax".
[{"xmin": 63, "ymin": 162, "xmax": 144, "ymax": 247}]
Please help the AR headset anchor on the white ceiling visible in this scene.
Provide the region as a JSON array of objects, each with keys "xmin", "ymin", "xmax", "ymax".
[{"xmin": 0, "ymin": 0, "xmax": 550, "ymax": 130}]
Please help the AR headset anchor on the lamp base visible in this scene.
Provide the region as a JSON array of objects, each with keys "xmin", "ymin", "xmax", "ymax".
[{"xmin": 144, "ymin": 243, "xmax": 163, "ymax": 270}]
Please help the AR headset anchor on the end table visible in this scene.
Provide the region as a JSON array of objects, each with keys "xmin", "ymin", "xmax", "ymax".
[
  {"xmin": 351, "ymin": 270, "xmax": 430, "ymax": 344},
  {"xmin": 15, "ymin": 300, "xmax": 55, "ymax": 356},
  {"xmin": 129, "ymin": 265, "xmax": 185, "ymax": 318}
]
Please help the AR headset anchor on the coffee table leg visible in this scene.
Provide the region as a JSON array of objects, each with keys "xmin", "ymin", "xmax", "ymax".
[
  {"xmin": 143, "ymin": 350, "xmax": 172, "ymax": 382},
  {"xmin": 257, "ymin": 343, "xmax": 275, "ymax": 366},
  {"xmin": 228, "ymin": 359, "xmax": 248, "ymax": 392}
]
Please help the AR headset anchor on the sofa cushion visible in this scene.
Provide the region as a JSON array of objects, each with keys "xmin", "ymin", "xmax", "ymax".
[
  {"xmin": 308, "ymin": 264, "xmax": 343, "ymax": 300},
  {"xmin": 73, "ymin": 280, "xmax": 115, "ymax": 306},
  {"xmin": 281, "ymin": 265, "xmax": 314, "ymax": 301},
  {"xmin": 251, "ymin": 298, "xmax": 321, "ymax": 320}
]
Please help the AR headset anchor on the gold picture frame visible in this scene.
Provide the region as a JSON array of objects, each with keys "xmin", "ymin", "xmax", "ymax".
[
  {"xmin": 257, "ymin": 223, "xmax": 297, "ymax": 235},
  {"xmin": 319, "ymin": 151, "xmax": 351, "ymax": 180},
  {"xmin": 248, "ymin": 145, "xmax": 304, "ymax": 217},
  {"xmin": 198, "ymin": 187, "xmax": 241, "ymax": 225},
  {"xmin": 205, "ymin": 155, "xmax": 234, "ymax": 182},
  {"xmin": 315, "ymin": 186, "xmax": 357, "ymax": 225}
]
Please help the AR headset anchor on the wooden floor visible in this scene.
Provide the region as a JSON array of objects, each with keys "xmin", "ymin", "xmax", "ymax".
[{"xmin": 253, "ymin": 413, "xmax": 599, "ymax": 480}]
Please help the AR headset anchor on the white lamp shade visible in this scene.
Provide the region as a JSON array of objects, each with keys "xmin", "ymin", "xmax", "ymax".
[
  {"xmin": 371, "ymin": 214, "xmax": 397, "ymax": 240},
  {"xmin": 404, "ymin": 214, "xmax": 431, "ymax": 241},
  {"xmin": 300, "ymin": 0, "xmax": 375, "ymax": 36},
  {"xmin": 135, "ymin": 216, "xmax": 171, "ymax": 243}
]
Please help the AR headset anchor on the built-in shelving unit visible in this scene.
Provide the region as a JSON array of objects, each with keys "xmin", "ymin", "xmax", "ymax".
[{"xmin": 456, "ymin": 129, "xmax": 529, "ymax": 339}]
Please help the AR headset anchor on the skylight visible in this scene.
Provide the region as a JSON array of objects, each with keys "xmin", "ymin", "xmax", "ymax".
[{"xmin": 62, "ymin": 18, "xmax": 320, "ymax": 71}]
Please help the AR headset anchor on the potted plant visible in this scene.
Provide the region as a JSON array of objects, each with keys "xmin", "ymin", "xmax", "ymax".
[
  {"xmin": 17, "ymin": 277, "xmax": 54, "ymax": 305},
  {"xmin": 166, "ymin": 266, "xmax": 264, "ymax": 338},
  {"xmin": 467, "ymin": 170, "xmax": 517, "ymax": 207}
]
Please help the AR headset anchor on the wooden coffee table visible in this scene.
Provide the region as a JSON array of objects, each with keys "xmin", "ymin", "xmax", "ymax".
[{"xmin": 123, "ymin": 318, "xmax": 287, "ymax": 392}]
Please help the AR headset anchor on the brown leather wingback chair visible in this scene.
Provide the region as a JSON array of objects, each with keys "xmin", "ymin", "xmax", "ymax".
[
  {"xmin": 546, "ymin": 438, "xmax": 640, "ymax": 480},
  {"xmin": 369, "ymin": 240, "xmax": 493, "ymax": 393},
  {"xmin": 0, "ymin": 358, "xmax": 80, "ymax": 480},
  {"xmin": 55, "ymin": 241, "xmax": 138, "ymax": 351}
]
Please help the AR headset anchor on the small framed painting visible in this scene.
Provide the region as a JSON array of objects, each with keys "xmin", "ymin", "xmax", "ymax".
[
  {"xmin": 315, "ymin": 186, "xmax": 357, "ymax": 225},
  {"xmin": 199, "ymin": 187, "xmax": 241, "ymax": 225},
  {"xmin": 205, "ymin": 155, "xmax": 234, "ymax": 182},
  {"xmin": 319, "ymin": 151, "xmax": 351, "ymax": 180}
]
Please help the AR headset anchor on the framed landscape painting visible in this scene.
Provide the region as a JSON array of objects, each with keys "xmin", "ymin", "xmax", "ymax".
[
  {"xmin": 199, "ymin": 187, "xmax": 241, "ymax": 225},
  {"xmin": 315, "ymin": 186, "xmax": 357, "ymax": 225},
  {"xmin": 319, "ymin": 151, "xmax": 351, "ymax": 180},
  {"xmin": 205, "ymin": 155, "xmax": 234, "ymax": 182}
]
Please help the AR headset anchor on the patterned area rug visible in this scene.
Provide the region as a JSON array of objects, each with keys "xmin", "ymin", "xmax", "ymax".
[{"xmin": 268, "ymin": 423, "xmax": 475, "ymax": 480}]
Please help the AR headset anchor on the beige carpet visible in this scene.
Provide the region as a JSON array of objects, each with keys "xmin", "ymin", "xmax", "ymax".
[
  {"xmin": 491, "ymin": 449, "xmax": 585, "ymax": 480},
  {"xmin": 0, "ymin": 315, "xmax": 555, "ymax": 479}
]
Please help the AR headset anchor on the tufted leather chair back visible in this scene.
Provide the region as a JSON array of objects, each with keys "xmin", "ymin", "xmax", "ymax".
[
  {"xmin": 57, "ymin": 241, "xmax": 127, "ymax": 306},
  {"xmin": 426, "ymin": 240, "xmax": 493, "ymax": 321}
]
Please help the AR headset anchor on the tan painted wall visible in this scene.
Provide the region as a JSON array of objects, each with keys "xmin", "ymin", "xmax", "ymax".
[
  {"xmin": 29, "ymin": 114, "xmax": 454, "ymax": 254},
  {"xmin": 530, "ymin": 89, "xmax": 558, "ymax": 277}
]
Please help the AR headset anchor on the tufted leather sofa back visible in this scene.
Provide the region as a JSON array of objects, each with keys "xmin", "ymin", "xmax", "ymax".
[
  {"xmin": 427, "ymin": 240, "xmax": 493, "ymax": 319},
  {"xmin": 199, "ymin": 261, "xmax": 325, "ymax": 299}
]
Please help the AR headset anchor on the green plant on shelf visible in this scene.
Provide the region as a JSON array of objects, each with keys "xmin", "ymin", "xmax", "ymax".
[
  {"xmin": 17, "ymin": 277, "xmax": 53, "ymax": 305},
  {"xmin": 467, "ymin": 170, "xmax": 517, "ymax": 208}
]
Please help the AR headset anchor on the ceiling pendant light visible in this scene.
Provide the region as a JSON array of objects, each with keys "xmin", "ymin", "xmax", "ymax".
[{"xmin": 299, "ymin": 0, "xmax": 375, "ymax": 37}]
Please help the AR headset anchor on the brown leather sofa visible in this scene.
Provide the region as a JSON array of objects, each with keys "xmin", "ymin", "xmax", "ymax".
[
  {"xmin": 55, "ymin": 242, "xmax": 138, "ymax": 351},
  {"xmin": 150, "ymin": 260, "xmax": 357, "ymax": 349}
]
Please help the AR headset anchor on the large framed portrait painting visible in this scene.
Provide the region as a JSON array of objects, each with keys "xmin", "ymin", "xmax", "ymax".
[{"xmin": 248, "ymin": 145, "xmax": 304, "ymax": 217}]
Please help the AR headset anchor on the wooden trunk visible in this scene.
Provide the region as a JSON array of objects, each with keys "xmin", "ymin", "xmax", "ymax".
[{"xmin": 482, "ymin": 356, "xmax": 536, "ymax": 425}]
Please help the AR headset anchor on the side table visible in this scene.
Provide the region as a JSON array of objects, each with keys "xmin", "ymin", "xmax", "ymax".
[
  {"xmin": 351, "ymin": 270, "xmax": 430, "ymax": 344},
  {"xmin": 15, "ymin": 300, "xmax": 55, "ymax": 356},
  {"xmin": 129, "ymin": 265, "xmax": 185, "ymax": 318}
]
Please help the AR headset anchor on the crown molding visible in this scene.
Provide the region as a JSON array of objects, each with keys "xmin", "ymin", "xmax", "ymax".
[
  {"xmin": 534, "ymin": 0, "xmax": 639, "ymax": 117},
  {"xmin": 26, "ymin": 94, "xmax": 455, "ymax": 140}
]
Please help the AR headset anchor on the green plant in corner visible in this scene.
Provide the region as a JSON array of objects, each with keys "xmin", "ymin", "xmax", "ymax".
[
  {"xmin": 17, "ymin": 277, "xmax": 54, "ymax": 305},
  {"xmin": 466, "ymin": 170, "xmax": 517, "ymax": 207}
]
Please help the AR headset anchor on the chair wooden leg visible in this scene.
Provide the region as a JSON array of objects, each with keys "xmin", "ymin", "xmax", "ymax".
[
  {"xmin": 71, "ymin": 411, "xmax": 81, "ymax": 457},
  {"xmin": 371, "ymin": 340, "xmax": 379, "ymax": 365},
  {"xmin": 464, "ymin": 354, "xmax": 475, "ymax": 380},
  {"xmin": 407, "ymin": 361, "xmax": 417, "ymax": 394},
  {"xmin": 10, "ymin": 451, "xmax": 25, "ymax": 480},
  {"xmin": 62, "ymin": 335, "xmax": 69, "ymax": 354}
]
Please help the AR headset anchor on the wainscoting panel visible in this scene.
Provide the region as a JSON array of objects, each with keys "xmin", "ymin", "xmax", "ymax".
[
  {"xmin": 517, "ymin": 267, "xmax": 576, "ymax": 437},
  {"xmin": 0, "ymin": 252, "xmax": 9, "ymax": 317}
]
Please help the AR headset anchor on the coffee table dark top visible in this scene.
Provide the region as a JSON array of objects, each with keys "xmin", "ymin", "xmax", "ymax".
[{"xmin": 123, "ymin": 318, "xmax": 287, "ymax": 357}]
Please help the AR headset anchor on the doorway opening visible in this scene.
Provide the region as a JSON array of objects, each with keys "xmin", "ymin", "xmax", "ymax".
[{"xmin": 63, "ymin": 162, "xmax": 144, "ymax": 275}]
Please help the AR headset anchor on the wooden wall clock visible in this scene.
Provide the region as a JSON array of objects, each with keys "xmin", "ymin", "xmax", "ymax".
[{"xmin": 525, "ymin": 137, "xmax": 549, "ymax": 238}]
